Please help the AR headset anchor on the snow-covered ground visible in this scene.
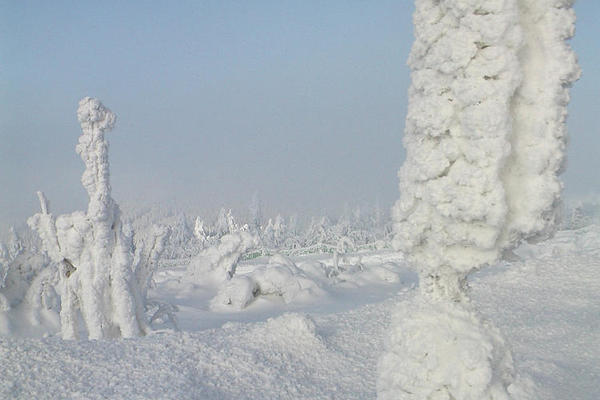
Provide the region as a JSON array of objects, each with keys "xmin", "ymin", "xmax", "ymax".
[{"xmin": 1, "ymin": 224, "xmax": 598, "ymax": 399}]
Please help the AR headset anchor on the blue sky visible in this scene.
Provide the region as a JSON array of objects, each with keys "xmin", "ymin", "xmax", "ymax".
[{"xmin": 1, "ymin": 1, "xmax": 598, "ymax": 225}]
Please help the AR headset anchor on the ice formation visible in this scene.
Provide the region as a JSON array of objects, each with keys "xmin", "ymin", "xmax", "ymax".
[
  {"xmin": 382, "ymin": 0, "xmax": 579, "ymax": 398},
  {"xmin": 28, "ymin": 97, "xmax": 164, "ymax": 339}
]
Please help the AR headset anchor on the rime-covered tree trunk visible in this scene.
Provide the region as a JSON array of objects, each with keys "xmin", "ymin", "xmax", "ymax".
[
  {"xmin": 379, "ymin": 0, "xmax": 579, "ymax": 398},
  {"xmin": 28, "ymin": 97, "xmax": 151, "ymax": 339}
]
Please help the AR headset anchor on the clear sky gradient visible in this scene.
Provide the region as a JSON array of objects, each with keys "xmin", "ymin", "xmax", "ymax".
[{"xmin": 1, "ymin": 1, "xmax": 598, "ymax": 226}]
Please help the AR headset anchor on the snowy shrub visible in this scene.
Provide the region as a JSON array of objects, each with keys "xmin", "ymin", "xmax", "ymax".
[
  {"xmin": 0, "ymin": 228, "xmax": 21, "ymax": 300},
  {"xmin": 130, "ymin": 224, "xmax": 169, "ymax": 305},
  {"xmin": 0, "ymin": 228, "xmax": 60, "ymax": 336},
  {"xmin": 210, "ymin": 254, "xmax": 325, "ymax": 310},
  {"xmin": 124, "ymin": 206, "xmax": 199, "ymax": 259},
  {"xmin": 562, "ymin": 197, "xmax": 600, "ymax": 230},
  {"xmin": 303, "ymin": 216, "xmax": 335, "ymax": 249},
  {"xmin": 162, "ymin": 214, "xmax": 194, "ymax": 259},
  {"xmin": 28, "ymin": 97, "xmax": 155, "ymax": 340},
  {"xmin": 189, "ymin": 231, "xmax": 259, "ymax": 283}
]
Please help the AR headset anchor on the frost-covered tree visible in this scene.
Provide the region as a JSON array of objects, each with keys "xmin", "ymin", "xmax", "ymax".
[
  {"xmin": 28, "ymin": 97, "xmax": 161, "ymax": 340},
  {"xmin": 248, "ymin": 191, "xmax": 263, "ymax": 232},
  {"xmin": 380, "ymin": 1, "xmax": 579, "ymax": 398},
  {"xmin": 303, "ymin": 216, "xmax": 334, "ymax": 248},
  {"xmin": 272, "ymin": 214, "xmax": 287, "ymax": 247},
  {"xmin": 194, "ymin": 216, "xmax": 209, "ymax": 246}
]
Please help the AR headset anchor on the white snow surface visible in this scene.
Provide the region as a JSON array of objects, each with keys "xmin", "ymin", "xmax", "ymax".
[{"xmin": 1, "ymin": 226, "xmax": 599, "ymax": 399}]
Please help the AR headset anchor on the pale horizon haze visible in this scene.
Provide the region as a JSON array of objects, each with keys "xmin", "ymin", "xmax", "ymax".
[{"xmin": 1, "ymin": 1, "xmax": 599, "ymax": 227}]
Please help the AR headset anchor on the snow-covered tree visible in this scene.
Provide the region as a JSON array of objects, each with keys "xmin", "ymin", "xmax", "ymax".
[
  {"xmin": 380, "ymin": 1, "xmax": 579, "ymax": 398},
  {"xmin": 272, "ymin": 214, "xmax": 287, "ymax": 248},
  {"xmin": 28, "ymin": 97, "xmax": 162, "ymax": 339},
  {"xmin": 194, "ymin": 216, "xmax": 209, "ymax": 246},
  {"xmin": 303, "ymin": 216, "xmax": 334, "ymax": 248},
  {"xmin": 248, "ymin": 191, "xmax": 263, "ymax": 232}
]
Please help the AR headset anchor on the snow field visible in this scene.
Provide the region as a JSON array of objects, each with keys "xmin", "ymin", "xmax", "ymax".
[{"xmin": 1, "ymin": 226, "xmax": 598, "ymax": 399}]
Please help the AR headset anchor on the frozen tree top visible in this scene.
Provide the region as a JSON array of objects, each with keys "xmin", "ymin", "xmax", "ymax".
[{"xmin": 77, "ymin": 97, "xmax": 116, "ymax": 133}]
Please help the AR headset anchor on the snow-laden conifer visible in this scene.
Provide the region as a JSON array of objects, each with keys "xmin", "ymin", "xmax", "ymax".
[
  {"xmin": 381, "ymin": 0, "xmax": 579, "ymax": 398},
  {"xmin": 28, "ymin": 97, "xmax": 166, "ymax": 339}
]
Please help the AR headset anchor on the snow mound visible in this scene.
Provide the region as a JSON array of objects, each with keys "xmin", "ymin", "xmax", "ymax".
[
  {"xmin": 258, "ymin": 312, "xmax": 319, "ymax": 343},
  {"xmin": 211, "ymin": 255, "xmax": 325, "ymax": 310},
  {"xmin": 378, "ymin": 296, "xmax": 532, "ymax": 400},
  {"xmin": 210, "ymin": 275, "xmax": 258, "ymax": 310},
  {"xmin": 515, "ymin": 224, "xmax": 600, "ymax": 261},
  {"xmin": 338, "ymin": 262, "xmax": 403, "ymax": 286}
]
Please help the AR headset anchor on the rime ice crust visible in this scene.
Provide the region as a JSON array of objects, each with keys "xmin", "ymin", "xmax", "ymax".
[{"xmin": 392, "ymin": 0, "xmax": 579, "ymax": 280}]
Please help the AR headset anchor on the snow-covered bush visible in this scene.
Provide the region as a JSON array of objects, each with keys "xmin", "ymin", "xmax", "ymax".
[
  {"xmin": 382, "ymin": 0, "xmax": 579, "ymax": 398},
  {"xmin": 0, "ymin": 227, "xmax": 60, "ymax": 336},
  {"xmin": 123, "ymin": 206, "xmax": 199, "ymax": 260},
  {"xmin": 130, "ymin": 224, "xmax": 169, "ymax": 305},
  {"xmin": 0, "ymin": 228, "xmax": 22, "ymax": 300},
  {"xmin": 188, "ymin": 231, "xmax": 259, "ymax": 283},
  {"xmin": 210, "ymin": 254, "xmax": 325, "ymax": 310},
  {"xmin": 562, "ymin": 197, "xmax": 600, "ymax": 230},
  {"xmin": 28, "ymin": 97, "xmax": 160, "ymax": 340}
]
